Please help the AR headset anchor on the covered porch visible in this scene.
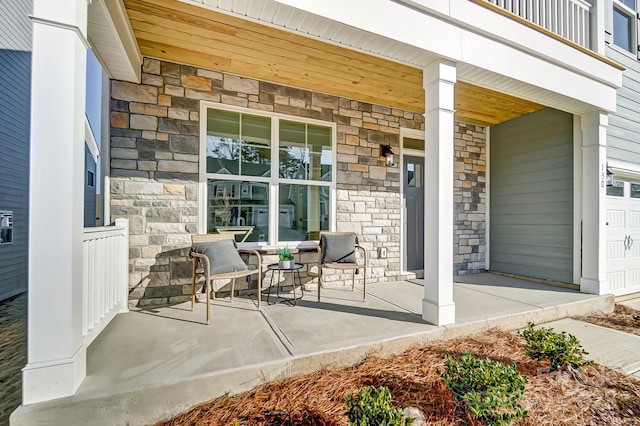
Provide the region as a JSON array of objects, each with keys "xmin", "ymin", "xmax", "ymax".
[
  {"xmin": 11, "ymin": 274, "xmax": 613, "ymax": 426},
  {"xmin": 23, "ymin": 0, "xmax": 625, "ymax": 411}
]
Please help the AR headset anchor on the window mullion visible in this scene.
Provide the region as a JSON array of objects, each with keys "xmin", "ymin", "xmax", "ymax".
[
  {"xmin": 269, "ymin": 117, "xmax": 279, "ymax": 245},
  {"xmin": 238, "ymin": 114, "xmax": 243, "ymax": 176}
]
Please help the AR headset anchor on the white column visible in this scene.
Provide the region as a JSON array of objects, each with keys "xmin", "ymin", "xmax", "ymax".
[
  {"xmin": 422, "ymin": 59, "xmax": 456, "ymax": 325},
  {"xmin": 579, "ymin": 111, "xmax": 608, "ymax": 295},
  {"xmin": 591, "ymin": 0, "xmax": 607, "ymax": 54},
  {"xmin": 23, "ymin": 0, "xmax": 89, "ymax": 404}
]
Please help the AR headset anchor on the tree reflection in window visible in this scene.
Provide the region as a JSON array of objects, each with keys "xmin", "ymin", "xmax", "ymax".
[
  {"xmin": 206, "ymin": 109, "xmax": 271, "ymax": 176},
  {"xmin": 279, "ymin": 120, "xmax": 331, "ymax": 181}
]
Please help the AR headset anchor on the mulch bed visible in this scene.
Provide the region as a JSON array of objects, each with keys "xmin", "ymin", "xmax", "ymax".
[
  {"xmin": 578, "ymin": 304, "xmax": 640, "ymax": 337},
  {"xmin": 158, "ymin": 329, "xmax": 640, "ymax": 426}
]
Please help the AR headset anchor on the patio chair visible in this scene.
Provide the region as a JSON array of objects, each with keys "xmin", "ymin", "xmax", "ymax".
[
  {"xmin": 190, "ymin": 234, "xmax": 262, "ymax": 323},
  {"xmin": 316, "ymin": 232, "xmax": 367, "ymax": 302}
]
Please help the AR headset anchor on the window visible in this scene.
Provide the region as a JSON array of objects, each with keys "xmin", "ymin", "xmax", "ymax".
[
  {"xmin": 407, "ymin": 162, "xmax": 423, "ymax": 188},
  {"xmin": 0, "ymin": 211, "xmax": 13, "ymax": 244},
  {"xmin": 203, "ymin": 106, "xmax": 334, "ymax": 244},
  {"xmin": 631, "ymin": 183, "xmax": 640, "ymax": 198},
  {"xmin": 612, "ymin": 0, "xmax": 637, "ymax": 53},
  {"xmin": 607, "ymin": 179, "xmax": 625, "ymax": 197},
  {"xmin": 87, "ymin": 170, "xmax": 95, "ymax": 188}
]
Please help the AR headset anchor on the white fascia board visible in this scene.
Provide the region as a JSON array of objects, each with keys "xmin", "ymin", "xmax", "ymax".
[
  {"xmin": 273, "ymin": 0, "xmax": 463, "ymax": 61},
  {"xmin": 87, "ymin": 0, "xmax": 141, "ymax": 83},
  {"xmin": 461, "ymin": 32, "xmax": 618, "ymax": 112},
  {"xmin": 272, "ymin": 0, "xmax": 620, "ymax": 112}
]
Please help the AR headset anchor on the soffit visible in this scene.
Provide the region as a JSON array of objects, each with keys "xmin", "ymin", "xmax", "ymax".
[{"xmin": 123, "ymin": 0, "xmax": 545, "ymax": 126}]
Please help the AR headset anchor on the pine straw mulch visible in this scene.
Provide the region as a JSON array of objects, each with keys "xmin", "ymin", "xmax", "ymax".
[
  {"xmin": 157, "ymin": 329, "xmax": 640, "ymax": 426},
  {"xmin": 578, "ymin": 304, "xmax": 640, "ymax": 337}
]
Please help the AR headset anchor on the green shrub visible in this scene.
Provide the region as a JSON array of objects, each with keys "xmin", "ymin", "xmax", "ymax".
[
  {"xmin": 518, "ymin": 322, "xmax": 593, "ymax": 371},
  {"xmin": 345, "ymin": 386, "xmax": 412, "ymax": 426},
  {"xmin": 439, "ymin": 351, "xmax": 528, "ymax": 426}
]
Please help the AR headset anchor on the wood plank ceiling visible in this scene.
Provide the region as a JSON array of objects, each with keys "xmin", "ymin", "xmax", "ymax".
[{"xmin": 123, "ymin": 0, "xmax": 545, "ymax": 126}]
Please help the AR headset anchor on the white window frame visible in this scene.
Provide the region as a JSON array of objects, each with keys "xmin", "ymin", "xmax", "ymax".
[
  {"xmin": 611, "ymin": 0, "xmax": 638, "ymax": 57},
  {"xmin": 198, "ymin": 101, "xmax": 337, "ymax": 248}
]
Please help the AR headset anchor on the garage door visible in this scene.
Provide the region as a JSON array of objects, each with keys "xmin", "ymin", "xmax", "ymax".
[{"xmin": 606, "ymin": 180, "xmax": 640, "ymax": 295}]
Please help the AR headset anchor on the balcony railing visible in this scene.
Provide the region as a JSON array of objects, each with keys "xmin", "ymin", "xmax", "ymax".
[
  {"xmin": 82, "ymin": 218, "xmax": 129, "ymax": 346},
  {"xmin": 486, "ymin": 0, "xmax": 591, "ymax": 48}
]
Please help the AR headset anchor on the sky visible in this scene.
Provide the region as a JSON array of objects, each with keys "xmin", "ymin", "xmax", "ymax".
[{"xmin": 85, "ymin": 49, "xmax": 106, "ymax": 194}]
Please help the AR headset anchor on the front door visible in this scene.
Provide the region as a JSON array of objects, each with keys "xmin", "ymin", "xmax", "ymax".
[{"xmin": 404, "ymin": 155, "xmax": 424, "ymax": 270}]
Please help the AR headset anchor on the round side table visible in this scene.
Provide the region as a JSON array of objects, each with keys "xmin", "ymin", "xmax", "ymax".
[{"xmin": 266, "ymin": 263, "xmax": 304, "ymax": 305}]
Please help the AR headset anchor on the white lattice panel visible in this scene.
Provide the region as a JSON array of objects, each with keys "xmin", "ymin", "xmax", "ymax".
[
  {"xmin": 607, "ymin": 210, "xmax": 625, "ymax": 228},
  {"xmin": 606, "ymin": 241, "xmax": 625, "ymax": 260},
  {"xmin": 630, "ymin": 241, "xmax": 640, "ymax": 258},
  {"xmin": 607, "ymin": 271, "xmax": 625, "ymax": 290},
  {"xmin": 630, "ymin": 269, "xmax": 640, "ymax": 287}
]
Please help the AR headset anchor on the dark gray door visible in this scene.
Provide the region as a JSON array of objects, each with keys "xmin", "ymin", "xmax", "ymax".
[{"xmin": 404, "ymin": 155, "xmax": 424, "ymax": 270}]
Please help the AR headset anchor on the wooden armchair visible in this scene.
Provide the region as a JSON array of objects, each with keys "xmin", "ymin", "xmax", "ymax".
[
  {"xmin": 317, "ymin": 232, "xmax": 367, "ymax": 302},
  {"xmin": 190, "ymin": 234, "xmax": 262, "ymax": 323}
]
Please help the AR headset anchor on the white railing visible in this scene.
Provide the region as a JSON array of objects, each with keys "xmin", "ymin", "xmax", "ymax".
[
  {"xmin": 486, "ymin": 0, "xmax": 591, "ymax": 48},
  {"xmin": 82, "ymin": 218, "xmax": 129, "ymax": 346}
]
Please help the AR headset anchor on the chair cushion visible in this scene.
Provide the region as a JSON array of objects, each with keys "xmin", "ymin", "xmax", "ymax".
[
  {"xmin": 321, "ymin": 233, "xmax": 357, "ymax": 264},
  {"xmin": 192, "ymin": 239, "xmax": 248, "ymax": 276}
]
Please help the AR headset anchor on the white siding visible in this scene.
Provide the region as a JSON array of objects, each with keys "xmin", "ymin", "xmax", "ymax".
[
  {"xmin": 0, "ymin": 0, "xmax": 32, "ymax": 300},
  {"xmin": 606, "ymin": 47, "xmax": 640, "ymax": 165},
  {"xmin": 0, "ymin": 0, "xmax": 32, "ymax": 51}
]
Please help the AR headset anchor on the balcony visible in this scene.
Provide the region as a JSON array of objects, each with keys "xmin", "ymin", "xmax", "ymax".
[{"xmin": 483, "ymin": 0, "xmax": 591, "ymax": 48}]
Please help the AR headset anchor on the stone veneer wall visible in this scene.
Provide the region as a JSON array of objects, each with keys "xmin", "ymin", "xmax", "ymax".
[
  {"xmin": 110, "ymin": 58, "xmax": 425, "ymax": 306},
  {"xmin": 453, "ymin": 123, "xmax": 487, "ymax": 274}
]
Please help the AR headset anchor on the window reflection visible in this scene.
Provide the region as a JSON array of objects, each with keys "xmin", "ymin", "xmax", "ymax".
[
  {"xmin": 206, "ymin": 109, "xmax": 271, "ymax": 176},
  {"xmin": 279, "ymin": 120, "xmax": 331, "ymax": 181},
  {"xmin": 613, "ymin": 6, "xmax": 634, "ymax": 52},
  {"xmin": 607, "ymin": 180, "xmax": 624, "ymax": 197},
  {"xmin": 207, "ymin": 180, "xmax": 269, "ymax": 243},
  {"xmin": 278, "ymin": 183, "xmax": 329, "ymax": 241},
  {"xmin": 631, "ymin": 183, "xmax": 640, "ymax": 199},
  {"xmin": 407, "ymin": 163, "xmax": 423, "ymax": 188}
]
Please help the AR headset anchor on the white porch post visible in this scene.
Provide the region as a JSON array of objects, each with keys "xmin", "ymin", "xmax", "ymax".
[
  {"xmin": 579, "ymin": 111, "xmax": 608, "ymax": 295},
  {"xmin": 23, "ymin": 0, "xmax": 89, "ymax": 404},
  {"xmin": 422, "ymin": 59, "xmax": 456, "ymax": 325}
]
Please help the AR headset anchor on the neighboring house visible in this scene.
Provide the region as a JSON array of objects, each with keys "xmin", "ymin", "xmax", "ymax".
[
  {"xmin": 0, "ymin": 0, "xmax": 105, "ymax": 301},
  {"xmin": 0, "ymin": 0, "xmax": 32, "ymax": 301},
  {"xmin": 24, "ymin": 0, "xmax": 640, "ymax": 406}
]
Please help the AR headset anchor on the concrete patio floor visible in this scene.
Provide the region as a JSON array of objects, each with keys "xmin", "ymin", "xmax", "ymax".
[{"xmin": 11, "ymin": 273, "xmax": 614, "ymax": 426}]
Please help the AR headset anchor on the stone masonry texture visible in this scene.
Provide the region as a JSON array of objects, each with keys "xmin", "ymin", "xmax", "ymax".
[
  {"xmin": 453, "ymin": 123, "xmax": 487, "ymax": 274},
  {"xmin": 110, "ymin": 57, "xmax": 486, "ymax": 306}
]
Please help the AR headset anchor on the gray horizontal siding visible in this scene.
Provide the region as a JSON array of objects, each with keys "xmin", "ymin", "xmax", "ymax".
[
  {"xmin": 605, "ymin": 47, "xmax": 640, "ymax": 165},
  {"xmin": 0, "ymin": 49, "xmax": 31, "ymax": 300},
  {"xmin": 0, "ymin": 0, "xmax": 32, "ymax": 51},
  {"xmin": 490, "ymin": 108, "xmax": 573, "ymax": 283}
]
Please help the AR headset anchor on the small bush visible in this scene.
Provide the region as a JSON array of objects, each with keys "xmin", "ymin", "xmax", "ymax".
[
  {"xmin": 518, "ymin": 322, "xmax": 593, "ymax": 371},
  {"xmin": 345, "ymin": 386, "xmax": 412, "ymax": 426},
  {"xmin": 439, "ymin": 351, "xmax": 528, "ymax": 426}
]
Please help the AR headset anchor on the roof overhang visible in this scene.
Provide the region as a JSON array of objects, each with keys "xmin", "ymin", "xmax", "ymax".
[
  {"xmin": 186, "ymin": 0, "xmax": 622, "ymax": 115},
  {"xmin": 88, "ymin": 0, "xmax": 142, "ymax": 83}
]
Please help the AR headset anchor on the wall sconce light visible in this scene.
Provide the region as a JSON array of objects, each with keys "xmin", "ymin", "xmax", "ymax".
[
  {"xmin": 380, "ymin": 144, "xmax": 395, "ymax": 167},
  {"xmin": 606, "ymin": 163, "xmax": 614, "ymax": 187}
]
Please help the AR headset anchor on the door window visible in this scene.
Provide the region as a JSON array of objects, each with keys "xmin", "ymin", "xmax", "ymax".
[{"xmin": 407, "ymin": 162, "xmax": 423, "ymax": 188}]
